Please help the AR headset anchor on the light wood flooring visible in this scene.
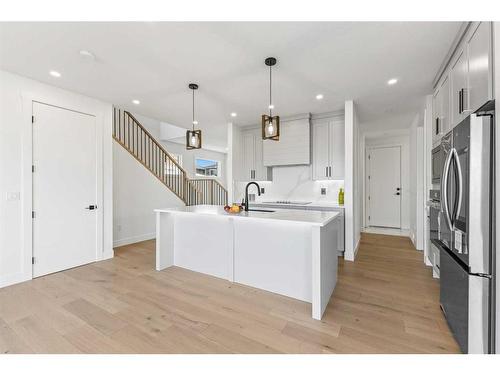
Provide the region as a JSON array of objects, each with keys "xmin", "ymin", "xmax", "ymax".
[{"xmin": 0, "ymin": 233, "xmax": 460, "ymax": 354}]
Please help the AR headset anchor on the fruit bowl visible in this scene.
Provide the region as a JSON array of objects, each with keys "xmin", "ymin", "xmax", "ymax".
[{"xmin": 224, "ymin": 204, "xmax": 243, "ymax": 214}]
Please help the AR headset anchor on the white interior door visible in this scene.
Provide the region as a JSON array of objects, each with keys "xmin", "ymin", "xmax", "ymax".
[
  {"xmin": 367, "ymin": 146, "xmax": 401, "ymax": 228},
  {"xmin": 32, "ymin": 102, "xmax": 97, "ymax": 277}
]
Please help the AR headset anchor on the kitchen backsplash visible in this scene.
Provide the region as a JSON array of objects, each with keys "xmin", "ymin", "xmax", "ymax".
[{"xmin": 233, "ymin": 165, "xmax": 344, "ymax": 204}]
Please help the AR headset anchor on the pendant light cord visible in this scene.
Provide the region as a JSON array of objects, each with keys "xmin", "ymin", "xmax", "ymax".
[
  {"xmin": 192, "ymin": 88, "xmax": 195, "ymax": 131},
  {"xmin": 269, "ymin": 65, "xmax": 272, "ymax": 117}
]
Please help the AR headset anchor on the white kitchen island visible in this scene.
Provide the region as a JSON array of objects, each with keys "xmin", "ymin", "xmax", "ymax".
[{"xmin": 155, "ymin": 205, "xmax": 341, "ymax": 320}]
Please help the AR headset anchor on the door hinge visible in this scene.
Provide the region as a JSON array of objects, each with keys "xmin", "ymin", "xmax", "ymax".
[
  {"xmin": 32, "ymin": 115, "xmax": 35, "ymax": 123},
  {"xmin": 32, "ymin": 211, "xmax": 35, "ymax": 219},
  {"xmin": 32, "ymin": 257, "xmax": 35, "ymax": 265}
]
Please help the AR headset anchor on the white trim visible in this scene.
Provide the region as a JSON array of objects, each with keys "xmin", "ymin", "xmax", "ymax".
[
  {"xmin": 21, "ymin": 93, "xmax": 109, "ymax": 284},
  {"xmin": 353, "ymin": 236, "xmax": 360, "ymax": 260},
  {"xmin": 113, "ymin": 233, "xmax": 155, "ymax": 248},
  {"xmin": 363, "ymin": 226, "xmax": 410, "ymax": 237}
]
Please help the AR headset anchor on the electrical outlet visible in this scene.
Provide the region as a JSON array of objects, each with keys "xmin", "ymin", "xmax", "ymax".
[
  {"xmin": 320, "ymin": 188, "xmax": 327, "ymax": 195},
  {"xmin": 260, "ymin": 187, "xmax": 265, "ymax": 194}
]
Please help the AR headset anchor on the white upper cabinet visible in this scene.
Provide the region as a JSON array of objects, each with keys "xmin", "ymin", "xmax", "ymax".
[
  {"xmin": 432, "ymin": 75, "xmax": 450, "ymax": 145},
  {"xmin": 312, "ymin": 122, "xmax": 330, "ymax": 179},
  {"xmin": 240, "ymin": 128, "xmax": 272, "ymax": 182},
  {"xmin": 467, "ymin": 22, "xmax": 493, "ymax": 113},
  {"xmin": 312, "ymin": 117, "xmax": 345, "ymax": 180},
  {"xmin": 262, "ymin": 116, "xmax": 310, "ymax": 166},
  {"xmin": 448, "ymin": 22, "xmax": 493, "ymax": 128},
  {"xmin": 450, "ymin": 48, "xmax": 469, "ymax": 126}
]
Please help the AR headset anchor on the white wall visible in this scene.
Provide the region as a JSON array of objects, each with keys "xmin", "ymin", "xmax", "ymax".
[
  {"xmin": 113, "ymin": 112, "xmax": 228, "ymax": 247},
  {"xmin": 409, "ymin": 113, "xmax": 425, "ymax": 250},
  {"xmin": 344, "ymin": 100, "xmax": 361, "ymax": 261},
  {"xmin": 0, "ymin": 69, "xmax": 113, "ymax": 288},
  {"xmin": 113, "ymin": 143, "xmax": 184, "ymax": 247}
]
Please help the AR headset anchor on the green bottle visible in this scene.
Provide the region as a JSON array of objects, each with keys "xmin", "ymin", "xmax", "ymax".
[{"xmin": 338, "ymin": 188, "xmax": 344, "ymax": 205}]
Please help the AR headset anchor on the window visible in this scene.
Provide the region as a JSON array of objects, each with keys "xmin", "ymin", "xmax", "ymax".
[
  {"xmin": 195, "ymin": 157, "xmax": 220, "ymax": 177},
  {"xmin": 165, "ymin": 153, "xmax": 182, "ymax": 175}
]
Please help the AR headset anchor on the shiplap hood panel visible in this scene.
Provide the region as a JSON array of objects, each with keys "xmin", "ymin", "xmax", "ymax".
[{"xmin": 263, "ymin": 114, "xmax": 311, "ymax": 166}]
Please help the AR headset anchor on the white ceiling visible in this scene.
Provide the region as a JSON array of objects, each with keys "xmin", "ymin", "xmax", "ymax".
[{"xmin": 0, "ymin": 22, "xmax": 461, "ymax": 149}]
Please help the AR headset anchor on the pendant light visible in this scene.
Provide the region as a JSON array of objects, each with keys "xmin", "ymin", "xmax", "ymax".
[
  {"xmin": 262, "ymin": 57, "xmax": 280, "ymax": 141},
  {"xmin": 186, "ymin": 83, "xmax": 202, "ymax": 150}
]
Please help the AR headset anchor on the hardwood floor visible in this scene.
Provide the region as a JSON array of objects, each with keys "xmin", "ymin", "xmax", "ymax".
[{"xmin": 0, "ymin": 233, "xmax": 460, "ymax": 354}]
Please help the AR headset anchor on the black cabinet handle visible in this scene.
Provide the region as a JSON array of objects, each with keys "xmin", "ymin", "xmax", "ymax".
[{"xmin": 85, "ymin": 205, "xmax": 97, "ymax": 210}]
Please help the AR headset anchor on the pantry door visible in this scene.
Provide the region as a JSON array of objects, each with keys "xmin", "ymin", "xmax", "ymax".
[
  {"xmin": 367, "ymin": 146, "xmax": 401, "ymax": 228},
  {"xmin": 32, "ymin": 102, "xmax": 98, "ymax": 277}
]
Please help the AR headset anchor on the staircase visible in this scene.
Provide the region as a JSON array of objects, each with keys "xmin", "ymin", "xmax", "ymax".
[{"xmin": 113, "ymin": 108, "xmax": 228, "ymax": 206}]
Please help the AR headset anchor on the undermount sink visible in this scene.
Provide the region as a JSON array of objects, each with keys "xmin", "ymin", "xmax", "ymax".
[{"xmin": 248, "ymin": 208, "xmax": 275, "ymax": 213}]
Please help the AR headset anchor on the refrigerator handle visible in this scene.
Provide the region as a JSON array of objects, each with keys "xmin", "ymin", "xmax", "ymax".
[
  {"xmin": 441, "ymin": 149, "xmax": 454, "ymax": 230},
  {"xmin": 452, "ymin": 148, "xmax": 463, "ymax": 222}
]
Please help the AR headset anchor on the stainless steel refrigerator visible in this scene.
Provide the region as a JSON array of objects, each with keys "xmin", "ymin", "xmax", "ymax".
[{"xmin": 436, "ymin": 101, "xmax": 495, "ymax": 353}]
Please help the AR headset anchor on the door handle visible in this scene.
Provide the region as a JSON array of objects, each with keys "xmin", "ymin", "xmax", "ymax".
[
  {"xmin": 85, "ymin": 205, "xmax": 97, "ymax": 210},
  {"xmin": 441, "ymin": 149, "xmax": 454, "ymax": 230},
  {"xmin": 459, "ymin": 89, "xmax": 463, "ymax": 114},
  {"xmin": 329, "ymin": 166, "xmax": 332, "ymax": 177},
  {"xmin": 452, "ymin": 148, "xmax": 463, "ymax": 222},
  {"xmin": 325, "ymin": 166, "xmax": 328, "ymax": 177}
]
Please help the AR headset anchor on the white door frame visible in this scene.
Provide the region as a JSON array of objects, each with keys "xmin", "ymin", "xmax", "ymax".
[
  {"xmin": 21, "ymin": 94, "xmax": 106, "ymax": 282},
  {"xmin": 365, "ymin": 144, "xmax": 402, "ymax": 229}
]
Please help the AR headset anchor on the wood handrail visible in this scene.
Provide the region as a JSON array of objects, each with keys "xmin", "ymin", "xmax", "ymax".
[
  {"xmin": 113, "ymin": 107, "xmax": 227, "ymax": 206},
  {"xmin": 123, "ymin": 111, "xmax": 185, "ymax": 172}
]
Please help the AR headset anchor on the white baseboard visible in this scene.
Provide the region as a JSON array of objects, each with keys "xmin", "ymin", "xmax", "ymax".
[
  {"xmin": 113, "ymin": 233, "xmax": 155, "ymax": 248},
  {"xmin": 353, "ymin": 237, "xmax": 360, "ymax": 260},
  {"xmin": 0, "ymin": 272, "xmax": 31, "ymax": 289}
]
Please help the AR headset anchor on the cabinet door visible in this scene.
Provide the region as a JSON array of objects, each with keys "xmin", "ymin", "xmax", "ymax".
[
  {"xmin": 440, "ymin": 76, "xmax": 450, "ymax": 135},
  {"xmin": 242, "ymin": 132, "xmax": 255, "ymax": 181},
  {"xmin": 312, "ymin": 121, "xmax": 330, "ymax": 180},
  {"xmin": 450, "ymin": 49, "xmax": 468, "ymax": 127},
  {"xmin": 329, "ymin": 120, "xmax": 345, "ymax": 179},
  {"xmin": 468, "ymin": 22, "xmax": 492, "ymax": 113},
  {"xmin": 432, "ymin": 88, "xmax": 441, "ymax": 145}
]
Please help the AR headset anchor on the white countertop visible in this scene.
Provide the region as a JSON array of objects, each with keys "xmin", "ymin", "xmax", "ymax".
[
  {"xmin": 252, "ymin": 201, "xmax": 345, "ymax": 209},
  {"xmin": 155, "ymin": 205, "xmax": 340, "ymax": 227}
]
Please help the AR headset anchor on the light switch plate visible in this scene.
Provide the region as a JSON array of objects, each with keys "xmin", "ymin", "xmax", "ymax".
[
  {"xmin": 260, "ymin": 187, "xmax": 265, "ymax": 194},
  {"xmin": 320, "ymin": 188, "xmax": 327, "ymax": 195},
  {"xmin": 6, "ymin": 192, "xmax": 20, "ymax": 201}
]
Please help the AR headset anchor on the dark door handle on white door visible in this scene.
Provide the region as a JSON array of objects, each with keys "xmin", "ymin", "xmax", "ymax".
[{"xmin": 85, "ymin": 205, "xmax": 97, "ymax": 210}]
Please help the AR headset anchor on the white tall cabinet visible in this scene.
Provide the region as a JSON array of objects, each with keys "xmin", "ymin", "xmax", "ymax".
[
  {"xmin": 240, "ymin": 127, "xmax": 272, "ymax": 181},
  {"xmin": 312, "ymin": 116, "xmax": 345, "ymax": 180}
]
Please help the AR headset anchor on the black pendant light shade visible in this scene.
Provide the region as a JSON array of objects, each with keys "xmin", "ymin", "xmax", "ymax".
[
  {"xmin": 186, "ymin": 83, "xmax": 202, "ymax": 150},
  {"xmin": 262, "ymin": 57, "xmax": 280, "ymax": 141}
]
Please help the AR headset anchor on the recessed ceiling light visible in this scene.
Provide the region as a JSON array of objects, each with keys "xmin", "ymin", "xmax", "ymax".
[
  {"xmin": 79, "ymin": 50, "xmax": 96, "ymax": 61},
  {"xmin": 387, "ymin": 78, "xmax": 398, "ymax": 85},
  {"xmin": 230, "ymin": 112, "xmax": 237, "ymax": 117},
  {"xmin": 316, "ymin": 94, "xmax": 324, "ymax": 100},
  {"xmin": 132, "ymin": 99, "xmax": 140, "ymax": 105},
  {"xmin": 49, "ymin": 70, "xmax": 61, "ymax": 78}
]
